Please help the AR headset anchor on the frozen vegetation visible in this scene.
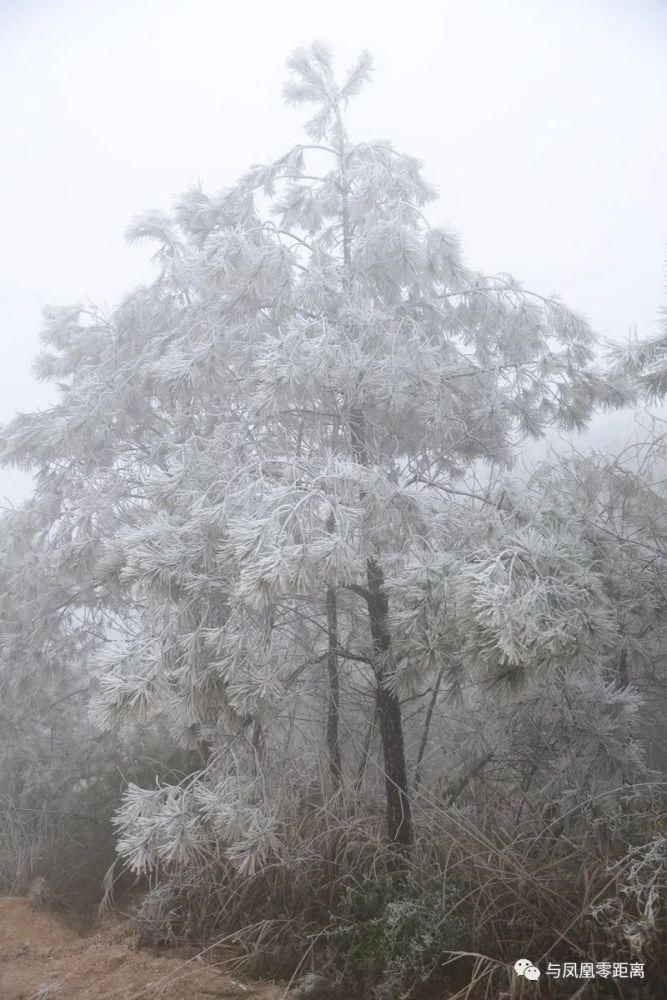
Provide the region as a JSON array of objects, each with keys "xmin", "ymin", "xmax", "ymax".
[{"xmin": 0, "ymin": 44, "xmax": 665, "ymax": 998}]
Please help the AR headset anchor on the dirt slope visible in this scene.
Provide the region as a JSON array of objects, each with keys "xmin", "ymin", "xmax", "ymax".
[{"xmin": 0, "ymin": 897, "xmax": 282, "ymax": 1000}]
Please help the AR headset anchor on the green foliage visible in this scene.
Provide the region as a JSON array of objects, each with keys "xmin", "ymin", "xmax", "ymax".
[{"xmin": 325, "ymin": 873, "xmax": 473, "ymax": 999}]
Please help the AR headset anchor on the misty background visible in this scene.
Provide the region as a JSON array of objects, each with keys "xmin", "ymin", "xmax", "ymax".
[{"xmin": 1, "ymin": 0, "xmax": 666, "ymax": 506}]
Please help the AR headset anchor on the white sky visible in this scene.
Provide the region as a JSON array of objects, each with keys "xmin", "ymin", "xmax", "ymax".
[{"xmin": 1, "ymin": 0, "xmax": 666, "ymax": 504}]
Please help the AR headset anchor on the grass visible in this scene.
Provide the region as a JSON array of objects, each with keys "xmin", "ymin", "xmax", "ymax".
[{"xmin": 122, "ymin": 776, "xmax": 666, "ymax": 999}]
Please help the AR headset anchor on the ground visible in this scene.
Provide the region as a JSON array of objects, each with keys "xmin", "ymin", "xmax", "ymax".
[{"xmin": 0, "ymin": 897, "xmax": 283, "ymax": 1000}]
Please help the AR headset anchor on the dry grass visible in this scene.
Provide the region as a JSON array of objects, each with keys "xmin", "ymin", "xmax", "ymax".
[
  {"xmin": 4, "ymin": 751, "xmax": 664, "ymax": 997},
  {"xmin": 115, "ymin": 776, "xmax": 665, "ymax": 998}
]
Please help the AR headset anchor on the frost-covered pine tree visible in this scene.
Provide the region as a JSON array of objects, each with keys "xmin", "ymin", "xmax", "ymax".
[
  {"xmin": 611, "ymin": 262, "xmax": 667, "ymax": 401},
  {"xmin": 0, "ymin": 44, "xmax": 631, "ymax": 862},
  {"xmin": 0, "ymin": 501, "xmax": 108, "ymax": 891},
  {"xmin": 0, "ymin": 501, "xmax": 95, "ymax": 781},
  {"xmin": 525, "ymin": 445, "xmax": 667, "ymax": 774},
  {"xmin": 439, "ymin": 460, "xmax": 655, "ymax": 793}
]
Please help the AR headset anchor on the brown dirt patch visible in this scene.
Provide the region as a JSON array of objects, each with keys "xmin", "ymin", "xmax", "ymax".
[
  {"xmin": 0, "ymin": 897, "xmax": 78, "ymax": 954},
  {"xmin": 0, "ymin": 898, "xmax": 282, "ymax": 1000}
]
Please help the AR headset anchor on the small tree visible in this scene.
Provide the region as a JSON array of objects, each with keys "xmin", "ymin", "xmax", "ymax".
[{"xmin": 1, "ymin": 44, "xmax": 630, "ymax": 859}]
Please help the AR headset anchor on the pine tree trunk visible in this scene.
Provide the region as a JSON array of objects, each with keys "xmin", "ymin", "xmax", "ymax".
[
  {"xmin": 366, "ymin": 557, "xmax": 414, "ymax": 850},
  {"xmin": 415, "ymin": 666, "xmax": 445, "ymax": 789},
  {"xmin": 347, "ymin": 405, "xmax": 414, "ymax": 850},
  {"xmin": 326, "ymin": 585, "xmax": 343, "ymax": 789},
  {"xmin": 355, "ymin": 703, "xmax": 378, "ymax": 791},
  {"xmin": 337, "ymin": 106, "xmax": 413, "ymax": 846}
]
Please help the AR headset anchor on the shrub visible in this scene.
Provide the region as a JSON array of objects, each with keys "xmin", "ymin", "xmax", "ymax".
[
  {"xmin": 131, "ymin": 881, "xmax": 188, "ymax": 949},
  {"xmin": 325, "ymin": 873, "xmax": 474, "ymax": 999}
]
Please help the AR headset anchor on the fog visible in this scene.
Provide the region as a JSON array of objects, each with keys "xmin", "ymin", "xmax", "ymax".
[
  {"xmin": 1, "ymin": 0, "xmax": 666, "ymax": 503},
  {"xmin": 1, "ymin": 10, "xmax": 667, "ymax": 992}
]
